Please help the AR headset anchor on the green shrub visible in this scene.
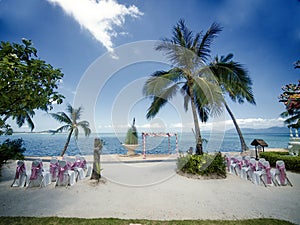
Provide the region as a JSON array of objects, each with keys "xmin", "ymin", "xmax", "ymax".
[
  {"xmin": 0, "ymin": 138, "xmax": 26, "ymax": 169},
  {"xmin": 177, "ymin": 152, "xmax": 226, "ymax": 178},
  {"xmin": 259, "ymin": 151, "xmax": 300, "ymax": 172},
  {"xmin": 125, "ymin": 118, "xmax": 138, "ymax": 145}
]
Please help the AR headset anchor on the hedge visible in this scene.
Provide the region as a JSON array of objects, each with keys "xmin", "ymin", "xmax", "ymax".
[
  {"xmin": 177, "ymin": 152, "xmax": 226, "ymax": 178},
  {"xmin": 259, "ymin": 152, "xmax": 300, "ymax": 172}
]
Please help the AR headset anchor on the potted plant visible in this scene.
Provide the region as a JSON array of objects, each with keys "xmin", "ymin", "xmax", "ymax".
[{"xmin": 123, "ymin": 118, "xmax": 139, "ymax": 156}]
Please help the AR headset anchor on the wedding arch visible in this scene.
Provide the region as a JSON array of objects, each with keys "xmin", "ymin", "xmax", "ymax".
[{"xmin": 141, "ymin": 132, "xmax": 178, "ymax": 159}]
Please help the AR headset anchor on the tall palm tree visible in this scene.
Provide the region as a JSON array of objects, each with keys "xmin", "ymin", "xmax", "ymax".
[
  {"xmin": 50, "ymin": 104, "xmax": 91, "ymax": 156},
  {"xmin": 143, "ymin": 20, "xmax": 224, "ymax": 155},
  {"xmin": 209, "ymin": 54, "xmax": 256, "ymax": 152}
]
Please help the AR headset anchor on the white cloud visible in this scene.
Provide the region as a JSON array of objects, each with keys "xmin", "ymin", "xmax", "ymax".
[{"xmin": 47, "ymin": 0, "xmax": 143, "ymax": 53}]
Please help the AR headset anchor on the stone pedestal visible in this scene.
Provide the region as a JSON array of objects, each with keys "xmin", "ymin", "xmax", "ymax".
[{"xmin": 122, "ymin": 144, "xmax": 139, "ymax": 156}]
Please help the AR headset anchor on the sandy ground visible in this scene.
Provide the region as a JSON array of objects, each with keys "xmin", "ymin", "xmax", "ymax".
[{"xmin": 0, "ymin": 153, "xmax": 299, "ymax": 224}]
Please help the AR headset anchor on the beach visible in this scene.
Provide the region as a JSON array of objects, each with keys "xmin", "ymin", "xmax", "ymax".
[{"xmin": 0, "ymin": 153, "xmax": 300, "ymax": 224}]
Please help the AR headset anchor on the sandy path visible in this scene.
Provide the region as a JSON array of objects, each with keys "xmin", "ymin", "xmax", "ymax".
[{"xmin": 0, "ymin": 158, "xmax": 299, "ymax": 224}]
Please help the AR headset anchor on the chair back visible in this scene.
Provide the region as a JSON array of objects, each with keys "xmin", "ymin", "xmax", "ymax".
[
  {"xmin": 249, "ymin": 159, "xmax": 257, "ymax": 172},
  {"xmin": 15, "ymin": 160, "xmax": 26, "ymax": 179},
  {"xmin": 50, "ymin": 157, "xmax": 59, "ymax": 179},
  {"xmin": 30, "ymin": 160, "xmax": 43, "ymax": 180},
  {"xmin": 257, "ymin": 158, "xmax": 266, "ymax": 170},
  {"xmin": 276, "ymin": 160, "xmax": 287, "ymax": 185},
  {"xmin": 57, "ymin": 160, "xmax": 69, "ymax": 182},
  {"xmin": 262, "ymin": 161, "xmax": 272, "ymax": 184}
]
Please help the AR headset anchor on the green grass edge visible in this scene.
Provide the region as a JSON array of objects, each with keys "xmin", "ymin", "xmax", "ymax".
[{"xmin": 0, "ymin": 217, "xmax": 296, "ymax": 225}]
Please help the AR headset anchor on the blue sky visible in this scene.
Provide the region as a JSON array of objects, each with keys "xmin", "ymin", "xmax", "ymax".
[{"xmin": 1, "ymin": 0, "xmax": 299, "ymax": 133}]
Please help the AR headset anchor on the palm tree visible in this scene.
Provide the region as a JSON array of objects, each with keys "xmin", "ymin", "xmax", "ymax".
[
  {"xmin": 143, "ymin": 20, "xmax": 224, "ymax": 155},
  {"xmin": 50, "ymin": 104, "xmax": 91, "ymax": 156},
  {"xmin": 209, "ymin": 54, "xmax": 256, "ymax": 152}
]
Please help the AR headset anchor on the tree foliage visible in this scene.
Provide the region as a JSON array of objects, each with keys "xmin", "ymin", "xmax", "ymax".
[
  {"xmin": 125, "ymin": 118, "xmax": 138, "ymax": 145},
  {"xmin": 279, "ymin": 80, "xmax": 300, "ymax": 128},
  {"xmin": 50, "ymin": 104, "xmax": 91, "ymax": 156},
  {"xmin": 0, "ymin": 138, "xmax": 25, "ymax": 170},
  {"xmin": 0, "ymin": 39, "xmax": 64, "ymax": 134},
  {"xmin": 143, "ymin": 19, "xmax": 224, "ymax": 155}
]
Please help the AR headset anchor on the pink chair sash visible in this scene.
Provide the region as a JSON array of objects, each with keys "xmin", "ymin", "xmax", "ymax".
[
  {"xmin": 244, "ymin": 159, "xmax": 250, "ymax": 167},
  {"xmin": 57, "ymin": 165, "xmax": 68, "ymax": 182},
  {"xmin": 258, "ymin": 161, "xmax": 264, "ymax": 170},
  {"xmin": 30, "ymin": 162, "xmax": 42, "ymax": 180},
  {"xmin": 250, "ymin": 162, "xmax": 256, "ymax": 172},
  {"xmin": 237, "ymin": 160, "xmax": 243, "ymax": 170},
  {"xmin": 264, "ymin": 166, "xmax": 272, "ymax": 184},
  {"xmin": 277, "ymin": 164, "xmax": 286, "ymax": 185},
  {"xmin": 50, "ymin": 163, "xmax": 58, "ymax": 178},
  {"xmin": 79, "ymin": 159, "xmax": 86, "ymax": 169},
  {"xmin": 226, "ymin": 156, "xmax": 231, "ymax": 171},
  {"xmin": 15, "ymin": 163, "xmax": 25, "ymax": 179}
]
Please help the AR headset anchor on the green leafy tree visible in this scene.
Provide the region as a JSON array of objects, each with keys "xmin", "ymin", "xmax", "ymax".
[
  {"xmin": 209, "ymin": 54, "xmax": 256, "ymax": 152},
  {"xmin": 279, "ymin": 81, "xmax": 300, "ymax": 128},
  {"xmin": 0, "ymin": 139, "xmax": 26, "ymax": 172},
  {"xmin": 0, "ymin": 39, "xmax": 64, "ymax": 134},
  {"xmin": 50, "ymin": 104, "xmax": 91, "ymax": 156},
  {"xmin": 143, "ymin": 20, "xmax": 224, "ymax": 155}
]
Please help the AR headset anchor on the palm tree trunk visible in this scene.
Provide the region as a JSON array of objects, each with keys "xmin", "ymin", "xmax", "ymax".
[
  {"xmin": 189, "ymin": 87, "xmax": 203, "ymax": 155},
  {"xmin": 60, "ymin": 129, "xmax": 73, "ymax": 156},
  {"xmin": 224, "ymin": 102, "xmax": 248, "ymax": 152}
]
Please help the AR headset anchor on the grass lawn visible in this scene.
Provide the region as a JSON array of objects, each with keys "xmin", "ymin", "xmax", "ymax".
[{"xmin": 0, "ymin": 217, "xmax": 295, "ymax": 225}]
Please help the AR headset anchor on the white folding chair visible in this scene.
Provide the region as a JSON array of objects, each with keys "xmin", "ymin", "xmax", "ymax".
[
  {"xmin": 11, "ymin": 160, "xmax": 28, "ymax": 187},
  {"xmin": 49, "ymin": 157, "xmax": 59, "ymax": 182},
  {"xmin": 240, "ymin": 156, "xmax": 251, "ymax": 180},
  {"xmin": 259, "ymin": 161, "xmax": 275, "ymax": 187},
  {"xmin": 56, "ymin": 160, "xmax": 76, "ymax": 187},
  {"xmin": 272, "ymin": 160, "xmax": 293, "ymax": 186},
  {"xmin": 230, "ymin": 155, "xmax": 242, "ymax": 175},
  {"xmin": 28, "ymin": 160, "xmax": 50, "ymax": 188}
]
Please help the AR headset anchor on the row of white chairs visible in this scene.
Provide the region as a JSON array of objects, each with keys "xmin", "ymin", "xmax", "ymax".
[
  {"xmin": 225, "ymin": 154, "xmax": 292, "ymax": 187},
  {"xmin": 11, "ymin": 156, "xmax": 92, "ymax": 188}
]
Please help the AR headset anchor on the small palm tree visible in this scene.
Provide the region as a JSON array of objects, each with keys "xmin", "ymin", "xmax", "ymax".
[
  {"xmin": 143, "ymin": 20, "xmax": 224, "ymax": 155},
  {"xmin": 209, "ymin": 54, "xmax": 256, "ymax": 152},
  {"xmin": 50, "ymin": 104, "xmax": 91, "ymax": 156}
]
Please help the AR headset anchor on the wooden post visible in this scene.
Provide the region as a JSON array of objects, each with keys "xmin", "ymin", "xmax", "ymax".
[{"xmin": 91, "ymin": 138, "xmax": 103, "ymax": 181}]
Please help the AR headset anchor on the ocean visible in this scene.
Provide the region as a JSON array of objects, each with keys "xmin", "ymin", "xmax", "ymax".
[{"xmin": 0, "ymin": 131, "xmax": 290, "ymax": 157}]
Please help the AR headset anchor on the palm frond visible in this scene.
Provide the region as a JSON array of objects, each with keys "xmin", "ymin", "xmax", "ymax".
[
  {"xmin": 146, "ymin": 97, "xmax": 168, "ymax": 119},
  {"xmin": 143, "ymin": 69, "xmax": 183, "ymax": 97},
  {"xmin": 50, "ymin": 112, "xmax": 72, "ymax": 124},
  {"xmin": 146, "ymin": 84, "xmax": 179, "ymax": 119},
  {"xmin": 192, "ymin": 76, "xmax": 224, "ymax": 117},
  {"xmin": 197, "ymin": 22, "xmax": 223, "ymax": 63},
  {"xmin": 73, "ymin": 127, "xmax": 79, "ymax": 140},
  {"xmin": 55, "ymin": 125, "xmax": 71, "ymax": 133},
  {"xmin": 77, "ymin": 121, "xmax": 91, "ymax": 136},
  {"xmin": 210, "ymin": 55, "xmax": 256, "ymax": 105}
]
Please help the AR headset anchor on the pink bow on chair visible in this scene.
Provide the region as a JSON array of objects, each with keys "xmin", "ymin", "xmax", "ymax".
[
  {"xmin": 15, "ymin": 163, "xmax": 25, "ymax": 179},
  {"xmin": 57, "ymin": 165, "xmax": 68, "ymax": 182},
  {"xmin": 50, "ymin": 163, "xmax": 58, "ymax": 178},
  {"xmin": 225, "ymin": 156, "xmax": 231, "ymax": 171},
  {"xmin": 237, "ymin": 160, "xmax": 243, "ymax": 170},
  {"xmin": 265, "ymin": 165, "xmax": 272, "ymax": 184},
  {"xmin": 79, "ymin": 159, "xmax": 86, "ymax": 169},
  {"xmin": 250, "ymin": 162, "xmax": 256, "ymax": 172},
  {"xmin": 30, "ymin": 165, "xmax": 40, "ymax": 180},
  {"xmin": 277, "ymin": 164, "xmax": 286, "ymax": 185}
]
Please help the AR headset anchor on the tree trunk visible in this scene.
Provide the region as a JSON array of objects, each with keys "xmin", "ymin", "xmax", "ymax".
[
  {"xmin": 60, "ymin": 129, "xmax": 73, "ymax": 156},
  {"xmin": 224, "ymin": 102, "xmax": 248, "ymax": 152},
  {"xmin": 91, "ymin": 138, "xmax": 103, "ymax": 181},
  {"xmin": 189, "ymin": 85, "xmax": 203, "ymax": 155}
]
